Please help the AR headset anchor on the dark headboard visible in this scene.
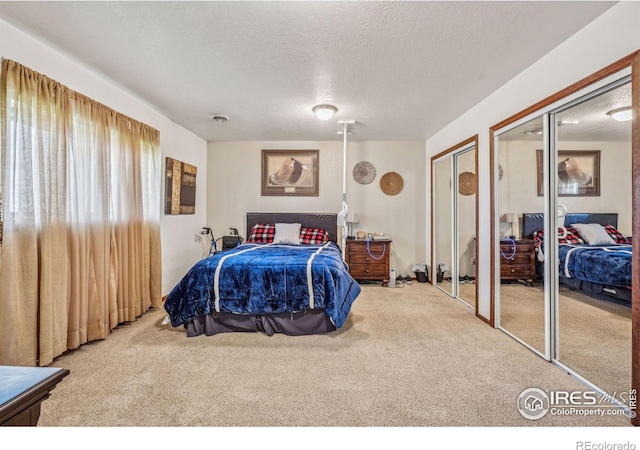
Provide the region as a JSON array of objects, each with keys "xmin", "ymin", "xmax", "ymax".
[
  {"xmin": 246, "ymin": 213, "xmax": 338, "ymax": 243},
  {"xmin": 521, "ymin": 213, "xmax": 618, "ymax": 239}
]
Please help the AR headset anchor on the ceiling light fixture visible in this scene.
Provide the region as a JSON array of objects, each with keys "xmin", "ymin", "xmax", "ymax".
[
  {"xmin": 312, "ymin": 104, "xmax": 338, "ymax": 121},
  {"xmin": 606, "ymin": 107, "xmax": 632, "ymax": 122}
]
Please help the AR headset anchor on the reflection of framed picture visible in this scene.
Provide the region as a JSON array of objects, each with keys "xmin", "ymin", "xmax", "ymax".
[
  {"xmin": 261, "ymin": 149, "xmax": 319, "ymax": 196},
  {"xmin": 536, "ymin": 150, "xmax": 600, "ymax": 197}
]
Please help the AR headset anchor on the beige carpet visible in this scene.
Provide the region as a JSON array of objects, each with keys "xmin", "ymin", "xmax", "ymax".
[
  {"xmin": 500, "ymin": 282, "xmax": 631, "ymax": 397},
  {"xmin": 36, "ymin": 282, "xmax": 632, "ymax": 427}
]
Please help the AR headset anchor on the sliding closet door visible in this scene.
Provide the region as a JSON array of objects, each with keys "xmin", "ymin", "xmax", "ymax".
[
  {"xmin": 433, "ymin": 158, "xmax": 453, "ymax": 296},
  {"xmin": 551, "ymin": 79, "xmax": 632, "ymax": 398},
  {"xmin": 456, "ymin": 148, "xmax": 476, "ymax": 309},
  {"xmin": 432, "ymin": 138, "xmax": 478, "ymax": 309},
  {"xmin": 495, "ymin": 116, "xmax": 547, "ymax": 356}
]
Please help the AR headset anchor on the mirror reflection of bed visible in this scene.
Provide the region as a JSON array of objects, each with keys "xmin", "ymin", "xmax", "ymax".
[{"xmin": 502, "ymin": 212, "xmax": 632, "ymax": 397}]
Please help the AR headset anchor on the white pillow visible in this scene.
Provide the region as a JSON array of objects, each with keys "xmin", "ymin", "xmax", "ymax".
[
  {"xmin": 570, "ymin": 223, "xmax": 615, "ymax": 245},
  {"xmin": 273, "ymin": 223, "xmax": 302, "ymax": 244}
]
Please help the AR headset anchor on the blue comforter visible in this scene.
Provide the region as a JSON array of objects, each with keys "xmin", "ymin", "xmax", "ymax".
[
  {"xmin": 164, "ymin": 242, "xmax": 361, "ymax": 329},
  {"xmin": 559, "ymin": 243, "xmax": 632, "ymax": 287}
]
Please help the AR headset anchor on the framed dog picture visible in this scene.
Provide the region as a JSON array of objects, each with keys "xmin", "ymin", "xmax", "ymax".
[
  {"xmin": 261, "ymin": 149, "xmax": 319, "ymax": 196},
  {"xmin": 536, "ymin": 150, "xmax": 600, "ymax": 197}
]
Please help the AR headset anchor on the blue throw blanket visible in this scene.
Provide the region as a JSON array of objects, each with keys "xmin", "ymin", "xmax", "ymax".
[
  {"xmin": 559, "ymin": 244, "xmax": 632, "ymax": 287},
  {"xmin": 164, "ymin": 242, "xmax": 361, "ymax": 329}
]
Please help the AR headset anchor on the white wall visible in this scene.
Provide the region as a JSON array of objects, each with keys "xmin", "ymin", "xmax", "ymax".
[
  {"xmin": 207, "ymin": 140, "xmax": 426, "ymax": 275},
  {"xmin": 0, "ymin": 18, "xmax": 209, "ymax": 296},
  {"xmin": 425, "ymin": 2, "xmax": 640, "ymax": 321}
]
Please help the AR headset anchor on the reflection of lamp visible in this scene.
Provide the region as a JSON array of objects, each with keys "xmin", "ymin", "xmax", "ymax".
[
  {"xmin": 607, "ymin": 106, "xmax": 632, "ymax": 122},
  {"xmin": 505, "ymin": 212, "xmax": 517, "ymax": 238},
  {"xmin": 346, "ymin": 212, "xmax": 358, "ymax": 239}
]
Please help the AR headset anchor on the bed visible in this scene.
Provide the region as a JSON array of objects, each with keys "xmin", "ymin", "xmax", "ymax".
[
  {"xmin": 163, "ymin": 213, "xmax": 362, "ymax": 336},
  {"xmin": 522, "ymin": 212, "xmax": 631, "ymax": 304}
]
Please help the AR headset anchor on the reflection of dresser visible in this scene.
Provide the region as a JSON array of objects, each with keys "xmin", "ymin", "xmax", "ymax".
[
  {"xmin": 499, "ymin": 239, "xmax": 535, "ymax": 284},
  {"xmin": 345, "ymin": 239, "xmax": 391, "ymax": 282}
]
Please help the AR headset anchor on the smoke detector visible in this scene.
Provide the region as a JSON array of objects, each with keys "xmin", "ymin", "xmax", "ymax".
[{"xmin": 211, "ymin": 114, "xmax": 230, "ymax": 123}]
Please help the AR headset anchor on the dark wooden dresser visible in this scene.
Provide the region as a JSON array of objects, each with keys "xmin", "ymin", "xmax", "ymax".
[
  {"xmin": 499, "ymin": 238, "xmax": 535, "ymax": 285},
  {"xmin": 0, "ymin": 365, "xmax": 70, "ymax": 426},
  {"xmin": 345, "ymin": 239, "xmax": 391, "ymax": 282}
]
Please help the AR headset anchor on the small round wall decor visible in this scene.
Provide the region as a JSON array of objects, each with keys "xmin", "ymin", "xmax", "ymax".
[
  {"xmin": 353, "ymin": 161, "xmax": 376, "ymax": 185},
  {"xmin": 459, "ymin": 171, "xmax": 476, "ymax": 195},
  {"xmin": 380, "ymin": 171, "xmax": 404, "ymax": 196}
]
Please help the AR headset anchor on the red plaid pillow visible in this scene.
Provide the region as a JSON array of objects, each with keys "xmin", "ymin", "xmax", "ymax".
[
  {"xmin": 532, "ymin": 226, "xmax": 584, "ymax": 247},
  {"xmin": 246, "ymin": 224, "xmax": 275, "ymax": 243},
  {"xmin": 299, "ymin": 227, "xmax": 330, "ymax": 245},
  {"xmin": 532, "ymin": 230, "xmax": 544, "ymax": 248},
  {"xmin": 603, "ymin": 224, "xmax": 631, "ymax": 244}
]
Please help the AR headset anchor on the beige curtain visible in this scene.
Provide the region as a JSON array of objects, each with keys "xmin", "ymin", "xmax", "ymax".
[{"xmin": 0, "ymin": 59, "xmax": 162, "ymax": 366}]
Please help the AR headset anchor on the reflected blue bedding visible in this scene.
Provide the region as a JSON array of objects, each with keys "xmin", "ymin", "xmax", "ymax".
[{"xmin": 559, "ymin": 243, "xmax": 632, "ymax": 287}]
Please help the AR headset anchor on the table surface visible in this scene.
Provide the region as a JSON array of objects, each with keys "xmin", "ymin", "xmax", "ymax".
[{"xmin": 0, "ymin": 365, "xmax": 68, "ymax": 406}]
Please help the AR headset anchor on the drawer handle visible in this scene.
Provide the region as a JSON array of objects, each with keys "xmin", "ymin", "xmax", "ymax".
[
  {"xmin": 365, "ymin": 258, "xmax": 370, "ymax": 261},
  {"xmin": 511, "ymin": 269, "xmax": 515, "ymax": 273},
  {"xmin": 365, "ymin": 269, "xmax": 369, "ymax": 273}
]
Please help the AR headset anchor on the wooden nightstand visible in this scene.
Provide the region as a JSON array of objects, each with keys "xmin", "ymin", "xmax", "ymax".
[
  {"xmin": 345, "ymin": 239, "xmax": 391, "ymax": 282},
  {"xmin": 499, "ymin": 239, "xmax": 535, "ymax": 285}
]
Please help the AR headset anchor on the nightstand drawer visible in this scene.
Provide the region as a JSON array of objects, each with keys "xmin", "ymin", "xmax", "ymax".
[
  {"xmin": 348, "ymin": 264, "xmax": 388, "ymax": 278},
  {"xmin": 500, "ymin": 265, "xmax": 532, "ymax": 278},
  {"xmin": 347, "ymin": 253, "xmax": 388, "ymax": 265},
  {"xmin": 501, "ymin": 253, "xmax": 532, "ymax": 265},
  {"xmin": 347, "ymin": 241, "xmax": 389, "ymax": 254}
]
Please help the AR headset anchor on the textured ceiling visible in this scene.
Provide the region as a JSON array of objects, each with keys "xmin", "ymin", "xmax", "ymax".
[{"xmin": 0, "ymin": 1, "xmax": 618, "ymax": 142}]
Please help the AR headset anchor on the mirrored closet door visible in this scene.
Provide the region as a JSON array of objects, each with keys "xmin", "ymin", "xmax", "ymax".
[
  {"xmin": 433, "ymin": 157, "xmax": 453, "ymax": 296},
  {"xmin": 432, "ymin": 137, "xmax": 478, "ymax": 310},
  {"xmin": 495, "ymin": 116, "xmax": 546, "ymax": 356},
  {"xmin": 494, "ymin": 68, "xmax": 633, "ymax": 409},
  {"xmin": 551, "ymin": 78, "xmax": 632, "ymax": 399}
]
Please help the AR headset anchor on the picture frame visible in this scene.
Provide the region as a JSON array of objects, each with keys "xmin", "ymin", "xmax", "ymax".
[
  {"xmin": 536, "ymin": 150, "xmax": 600, "ymax": 197},
  {"xmin": 261, "ymin": 149, "xmax": 319, "ymax": 196},
  {"xmin": 165, "ymin": 157, "xmax": 197, "ymax": 214}
]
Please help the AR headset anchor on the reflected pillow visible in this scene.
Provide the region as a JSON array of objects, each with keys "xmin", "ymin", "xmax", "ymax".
[
  {"xmin": 273, "ymin": 223, "xmax": 302, "ymax": 244},
  {"xmin": 532, "ymin": 226, "xmax": 584, "ymax": 247},
  {"xmin": 571, "ymin": 223, "xmax": 615, "ymax": 245},
  {"xmin": 603, "ymin": 224, "xmax": 631, "ymax": 244}
]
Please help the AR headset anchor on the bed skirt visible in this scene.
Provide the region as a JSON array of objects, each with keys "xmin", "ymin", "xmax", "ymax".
[
  {"xmin": 560, "ymin": 275, "xmax": 631, "ymax": 305},
  {"xmin": 185, "ymin": 309, "xmax": 337, "ymax": 337}
]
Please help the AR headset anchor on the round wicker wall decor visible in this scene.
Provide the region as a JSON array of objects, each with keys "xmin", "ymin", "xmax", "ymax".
[
  {"xmin": 459, "ymin": 171, "xmax": 476, "ymax": 195},
  {"xmin": 353, "ymin": 161, "xmax": 376, "ymax": 185},
  {"xmin": 380, "ymin": 171, "xmax": 404, "ymax": 196}
]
